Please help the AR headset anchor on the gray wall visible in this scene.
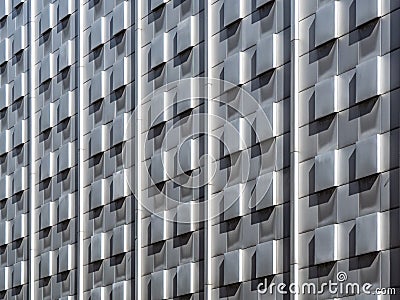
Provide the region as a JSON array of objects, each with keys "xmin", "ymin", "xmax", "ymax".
[{"xmin": 0, "ymin": 0, "xmax": 398, "ymax": 299}]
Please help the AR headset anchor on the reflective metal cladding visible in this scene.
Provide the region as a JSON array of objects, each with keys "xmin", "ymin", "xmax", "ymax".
[{"xmin": 0, "ymin": 0, "xmax": 399, "ymax": 299}]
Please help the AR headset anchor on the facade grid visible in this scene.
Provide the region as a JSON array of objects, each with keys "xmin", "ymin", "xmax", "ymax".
[{"xmin": 0, "ymin": 0, "xmax": 399, "ymax": 299}]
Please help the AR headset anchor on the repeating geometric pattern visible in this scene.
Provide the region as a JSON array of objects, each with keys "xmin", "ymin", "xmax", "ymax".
[
  {"xmin": 0, "ymin": 0, "xmax": 398, "ymax": 299},
  {"xmin": 207, "ymin": 0, "xmax": 291, "ymax": 298},
  {"xmin": 297, "ymin": 1, "xmax": 400, "ymax": 299},
  {"xmin": 0, "ymin": 1, "xmax": 31, "ymax": 299},
  {"xmin": 32, "ymin": 0, "xmax": 78, "ymax": 299}
]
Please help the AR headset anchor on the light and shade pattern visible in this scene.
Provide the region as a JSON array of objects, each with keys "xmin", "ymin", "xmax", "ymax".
[{"xmin": 0, "ymin": 0, "xmax": 399, "ymax": 299}]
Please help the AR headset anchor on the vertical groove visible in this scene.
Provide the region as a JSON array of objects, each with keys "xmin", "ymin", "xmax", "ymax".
[
  {"xmin": 77, "ymin": 0, "xmax": 84, "ymax": 298},
  {"xmin": 134, "ymin": 0, "xmax": 142, "ymax": 298},
  {"xmin": 29, "ymin": 1, "xmax": 36, "ymax": 299},
  {"xmin": 205, "ymin": 0, "xmax": 212, "ymax": 298},
  {"xmin": 290, "ymin": 0, "xmax": 300, "ymax": 299}
]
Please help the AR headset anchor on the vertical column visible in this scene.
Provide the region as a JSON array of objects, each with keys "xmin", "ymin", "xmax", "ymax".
[
  {"xmin": 294, "ymin": 0, "xmax": 399, "ymax": 298},
  {"xmin": 79, "ymin": 0, "xmax": 135, "ymax": 298},
  {"xmin": 137, "ymin": 0, "xmax": 206, "ymax": 298},
  {"xmin": 290, "ymin": 0, "xmax": 299, "ymax": 298},
  {"xmin": 0, "ymin": 0, "xmax": 31, "ymax": 298},
  {"xmin": 134, "ymin": 0, "xmax": 143, "ymax": 298},
  {"xmin": 29, "ymin": 0, "xmax": 37, "ymax": 299},
  {"xmin": 78, "ymin": 0, "xmax": 84, "ymax": 298},
  {"xmin": 205, "ymin": 0, "xmax": 212, "ymax": 298},
  {"xmin": 208, "ymin": 0, "xmax": 291, "ymax": 298},
  {"xmin": 33, "ymin": 0, "xmax": 79, "ymax": 298}
]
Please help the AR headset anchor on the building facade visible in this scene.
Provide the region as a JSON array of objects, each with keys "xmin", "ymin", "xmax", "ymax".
[{"xmin": 0, "ymin": 0, "xmax": 399, "ymax": 299}]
